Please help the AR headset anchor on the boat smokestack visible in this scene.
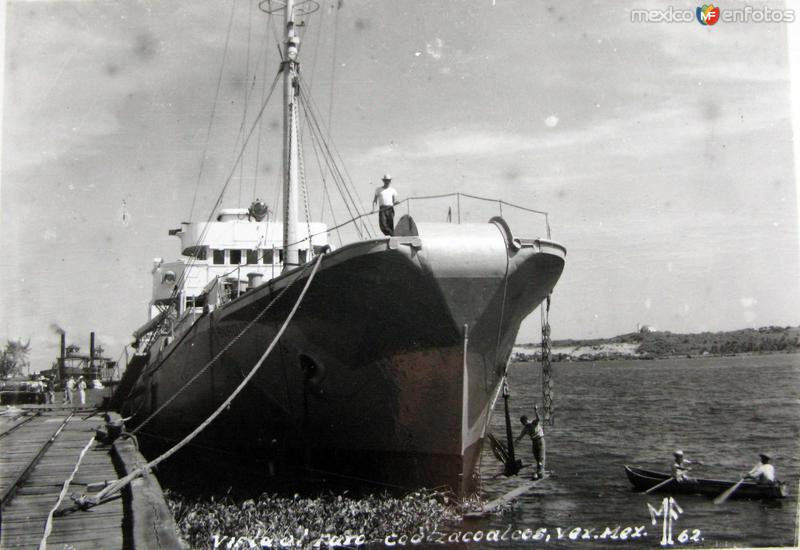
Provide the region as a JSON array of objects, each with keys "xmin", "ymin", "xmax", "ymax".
[
  {"xmin": 59, "ymin": 332, "xmax": 66, "ymax": 382},
  {"xmin": 90, "ymin": 332, "xmax": 96, "ymax": 379}
]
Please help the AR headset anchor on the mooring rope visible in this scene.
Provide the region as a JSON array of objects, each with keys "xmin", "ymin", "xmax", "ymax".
[
  {"xmin": 39, "ymin": 435, "xmax": 96, "ymax": 550},
  {"xmin": 86, "ymin": 252, "xmax": 325, "ymax": 508}
]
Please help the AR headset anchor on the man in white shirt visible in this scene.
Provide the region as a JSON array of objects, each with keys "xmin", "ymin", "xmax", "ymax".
[
  {"xmin": 746, "ymin": 453, "xmax": 776, "ymax": 485},
  {"xmin": 64, "ymin": 376, "xmax": 75, "ymax": 404},
  {"xmin": 670, "ymin": 450, "xmax": 702, "ymax": 482},
  {"xmin": 373, "ymin": 174, "xmax": 398, "ymax": 236},
  {"xmin": 77, "ymin": 376, "xmax": 87, "ymax": 405}
]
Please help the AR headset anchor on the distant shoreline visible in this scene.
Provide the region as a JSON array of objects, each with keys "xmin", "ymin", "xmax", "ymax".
[{"xmin": 513, "ymin": 325, "xmax": 800, "ymax": 362}]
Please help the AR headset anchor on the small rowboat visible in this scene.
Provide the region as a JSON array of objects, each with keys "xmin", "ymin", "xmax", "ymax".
[{"xmin": 624, "ymin": 465, "xmax": 786, "ymax": 499}]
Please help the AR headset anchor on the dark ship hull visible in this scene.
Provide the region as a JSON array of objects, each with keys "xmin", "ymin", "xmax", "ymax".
[{"xmin": 117, "ymin": 221, "xmax": 565, "ymax": 494}]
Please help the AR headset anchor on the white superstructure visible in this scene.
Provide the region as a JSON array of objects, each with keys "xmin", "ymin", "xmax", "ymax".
[{"xmin": 138, "ymin": 203, "xmax": 328, "ymax": 341}]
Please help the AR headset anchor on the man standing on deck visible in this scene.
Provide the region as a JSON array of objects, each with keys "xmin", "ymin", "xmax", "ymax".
[
  {"xmin": 745, "ymin": 453, "xmax": 777, "ymax": 485},
  {"xmin": 373, "ymin": 174, "xmax": 398, "ymax": 236},
  {"xmin": 515, "ymin": 405, "xmax": 546, "ymax": 479}
]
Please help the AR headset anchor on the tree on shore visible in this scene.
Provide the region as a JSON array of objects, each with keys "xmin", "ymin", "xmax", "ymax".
[{"xmin": 0, "ymin": 339, "xmax": 31, "ymax": 379}]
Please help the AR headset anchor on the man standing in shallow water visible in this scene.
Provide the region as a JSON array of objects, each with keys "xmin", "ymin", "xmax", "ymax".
[{"xmin": 373, "ymin": 174, "xmax": 398, "ymax": 236}]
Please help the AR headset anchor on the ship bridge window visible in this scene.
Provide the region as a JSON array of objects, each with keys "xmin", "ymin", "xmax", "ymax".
[
  {"xmin": 246, "ymin": 250, "xmax": 260, "ymax": 265},
  {"xmin": 263, "ymin": 249, "xmax": 275, "ymax": 264},
  {"xmin": 230, "ymin": 249, "xmax": 242, "ymax": 264},
  {"xmin": 212, "ymin": 249, "xmax": 225, "ymax": 265},
  {"xmin": 185, "ymin": 295, "xmax": 203, "ymax": 309},
  {"xmin": 196, "ymin": 246, "xmax": 208, "ymax": 261}
]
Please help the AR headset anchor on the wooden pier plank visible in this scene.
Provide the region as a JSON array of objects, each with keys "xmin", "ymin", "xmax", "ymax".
[
  {"xmin": 0, "ymin": 409, "xmax": 182, "ymax": 549},
  {"xmin": 1, "ymin": 413, "xmax": 113, "ymax": 549}
]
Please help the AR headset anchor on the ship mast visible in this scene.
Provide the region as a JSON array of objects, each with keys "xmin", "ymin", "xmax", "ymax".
[{"xmin": 282, "ymin": 0, "xmax": 300, "ymax": 271}]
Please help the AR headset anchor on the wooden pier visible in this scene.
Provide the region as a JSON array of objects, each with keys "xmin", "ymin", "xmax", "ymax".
[{"xmin": 0, "ymin": 406, "xmax": 184, "ymax": 549}]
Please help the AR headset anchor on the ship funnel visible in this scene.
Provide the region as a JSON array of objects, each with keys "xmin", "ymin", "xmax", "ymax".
[
  {"xmin": 90, "ymin": 332, "xmax": 96, "ymax": 379},
  {"xmin": 247, "ymin": 272, "xmax": 264, "ymax": 290},
  {"xmin": 59, "ymin": 332, "xmax": 66, "ymax": 382}
]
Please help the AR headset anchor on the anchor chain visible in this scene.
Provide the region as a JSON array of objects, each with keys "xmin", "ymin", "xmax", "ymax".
[{"xmin": 541, "ymin": 294, "xmax": 555, "ymax": 425}]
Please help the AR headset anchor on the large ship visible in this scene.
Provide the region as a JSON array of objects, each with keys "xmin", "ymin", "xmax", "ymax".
[{"xmin": 114, "ymin": 0, "xmax": 566, "ymax": 495}]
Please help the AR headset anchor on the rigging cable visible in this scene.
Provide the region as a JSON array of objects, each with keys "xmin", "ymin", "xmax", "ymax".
[
  {"xmin": 173, "ymin": 66, "xmax": 280, "ymax": 303},
  {"xmin": 296, "ymin": 103, "xmax": 314, "ymax": 257},
  {"xmin": 253, "ymin": 10, "xmax": 274, "ymax": 202},
  {"xmin": 299, "ymin": 5, "xmax": 331, "ymax": 235},
  {"xmin": 266, "ymin": 6, "xmax": 285, "ymax": 230},
  {"xmin": 298, "ymin": 78, "xmax": 373, "ymax": 237},
  {"xmin": 306, "ymin": 119, "xmax": 344, "ymax": 245},
  {"xmin": 238, "ymin": 0, "xmax": 255, "ymax": 208},
  {"xmin": 300, "ymin": 76, "xmax": 376, "ymax": 236},
  {"xmin": 142, "ymin": 69, "xmax": 283, "ymax": 354},
  {"xmin": 183, "ymin": 71, "xmax": 281, "ymax": 276},
  {"xmin": 327, "ymin": 0, "xmax": 341, "ymax": 128},
  {"xmin": 297, "ymin": 84, "xmax": 363, "ymax": 237},
  {"xmin": 303, "ymin": 0, "xmax": 326, "ymax": 94},
  {"xmin": 188, "ymin": 0, "xmax": 238, "ymax": 222}
]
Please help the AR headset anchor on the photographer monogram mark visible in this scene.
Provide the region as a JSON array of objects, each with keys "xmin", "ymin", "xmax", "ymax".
[{"xmin": 648, "ymin": 497, "xmax": 703, "ymax": 546}]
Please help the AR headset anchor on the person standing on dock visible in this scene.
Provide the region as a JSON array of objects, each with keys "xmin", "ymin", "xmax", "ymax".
[
  {"xmin": 373, "ymin": 174, "xmax": 398, "ymax": 236},
  {"xmin": 745, "ymin": 453, "xmax": 777, "ymax": 485},
  {"xmin": 64, "ymin": 376, "xmax": 75, "ymax": 404},
  {"xmin": 47, "ymin": 379, "xmax": 56, "ymax": 409},
  {"xmin": 41, "ymin": 376, "xmax": 54, "ymax": 406},
  {"xmin": 515, "ymin": 405, "xmax": 546, "ymax": 479},
  {"xmin": 77, "ymin": 376, "xmax": 87, "ymax": 406}
]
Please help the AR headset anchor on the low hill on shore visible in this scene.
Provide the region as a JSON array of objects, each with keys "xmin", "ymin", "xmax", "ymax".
[{"xmin": 514, "ymin": 325, "xmax": 800, "ymax": 362}]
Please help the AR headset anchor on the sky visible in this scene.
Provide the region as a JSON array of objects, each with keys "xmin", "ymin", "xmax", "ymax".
[{"xmin": 1, "ymin": 0, "xmax": 799, "ymax": 371}]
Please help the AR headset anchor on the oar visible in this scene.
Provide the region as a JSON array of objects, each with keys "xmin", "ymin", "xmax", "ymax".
[
  {"xmin": 714, "ymin": 478, "xmax": 746, "ymax": 504},
  {"xmin": 645, "ymin": 477, "xmax": 674, "ymax": 494}
]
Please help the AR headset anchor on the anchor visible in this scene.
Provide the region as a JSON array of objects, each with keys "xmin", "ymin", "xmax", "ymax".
[{"xmin": 487, "ymin": 380, "xmax": 522, "ymax": 477}]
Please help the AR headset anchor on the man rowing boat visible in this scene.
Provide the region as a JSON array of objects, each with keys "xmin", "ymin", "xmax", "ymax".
[
  {"xmin": 671, "ymin": 450, "xmax": 702, "ymax": 482},
  {"xmin": 745, "ymin": 453, "xmax": 777, "ymax": 485}
]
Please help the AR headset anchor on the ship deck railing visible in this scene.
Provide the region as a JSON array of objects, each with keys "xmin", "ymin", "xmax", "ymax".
[{"xmin": 322, "ymin": 192, "xmax": 552, "ymax": 246}]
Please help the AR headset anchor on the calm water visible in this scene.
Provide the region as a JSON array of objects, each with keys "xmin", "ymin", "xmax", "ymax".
[{"xmin": 467, "ymin": 354, "xmax": 800, "ymax": 549}]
